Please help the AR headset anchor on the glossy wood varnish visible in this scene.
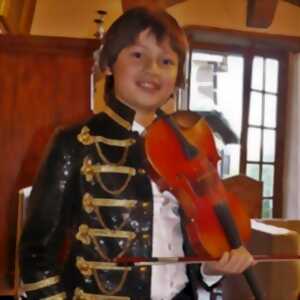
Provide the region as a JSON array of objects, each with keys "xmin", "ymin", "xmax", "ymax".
[{"xmin": 0, "ymin": 35, "xmax": 97, "ymax": 295}]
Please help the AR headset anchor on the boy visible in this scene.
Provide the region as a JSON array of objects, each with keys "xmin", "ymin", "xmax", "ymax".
[{"xmin": 20, "ymin": 7, "xmax": 254, "ymax": 300}]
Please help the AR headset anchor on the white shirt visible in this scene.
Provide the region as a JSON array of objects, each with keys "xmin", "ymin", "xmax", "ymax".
[
  {"xmin": 132, "ymin": 122, "xmax": 221, "ymax": 300},
  {"xmin": 151, "ymin": 181, "xmax": 188, "ymax": 300}
]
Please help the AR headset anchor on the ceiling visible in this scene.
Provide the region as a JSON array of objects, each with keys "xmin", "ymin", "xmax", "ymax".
[{"xmin": 26, "ymin": 0, "xmax": 300, "ymax": 39}]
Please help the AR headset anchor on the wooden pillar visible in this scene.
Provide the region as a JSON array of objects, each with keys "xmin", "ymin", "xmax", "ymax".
[{"xmin": 0, "ymin": 0, "xmax": 37, "ymax": 34}]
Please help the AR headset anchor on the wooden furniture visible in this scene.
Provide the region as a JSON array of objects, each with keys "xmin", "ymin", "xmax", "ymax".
[
  {"xmin": 222, "ymin": 219, "xmax": 300, "ymax": 300},
  {"xmin": 0, "ymin": 34, "xmax": 97, "ymax": 296},
  {"xmin": 223, "ymin": 174, "xmax": 263, "ymax": 218},
  {"xmin": 208, "ymin": 174, "xmax": 263, "ymax": 300}
]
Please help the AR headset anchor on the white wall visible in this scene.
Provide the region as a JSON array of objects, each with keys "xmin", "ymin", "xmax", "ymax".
[{"xmin": 283, "ymin": 54, "xmax": 300, "ymax": 218}]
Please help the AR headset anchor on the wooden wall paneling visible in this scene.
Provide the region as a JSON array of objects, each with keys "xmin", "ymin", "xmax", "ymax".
[{"xmin": 0, "ymin": 35, "xmax": 98, "ymax": 295}]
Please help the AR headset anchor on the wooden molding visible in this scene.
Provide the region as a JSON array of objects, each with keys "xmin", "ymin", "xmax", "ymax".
[
  {"xmin": 285, "ymin": 0, "xmax": 300, "ymax": 6},
  {"xmin": 122, "ymin": 0, "xmax": 186, "ymax": 11},
  {"xmin": 165, "ymin": 0, "xmax": 186, "ymax": 6},
  {"xmin": 247, "ymin": 0, "xmax": 279, "ymax": 28},
  {"xmin": 185, "ymin": 25, "xmax": 300, "ymax": 53},
  {"xmin": 0, "ymin": 34, "xmax": 99, "ymax": 55}
]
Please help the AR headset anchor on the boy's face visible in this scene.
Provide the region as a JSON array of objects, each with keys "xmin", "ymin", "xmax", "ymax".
[{"xmin": 107, "ymin": 28, "xmax": 179, "ymax": 116}]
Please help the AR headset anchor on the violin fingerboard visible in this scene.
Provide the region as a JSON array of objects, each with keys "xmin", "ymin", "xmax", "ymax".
[{"xmin": 214, "ymin": 202, "xmax": 242, "ymax": 249}]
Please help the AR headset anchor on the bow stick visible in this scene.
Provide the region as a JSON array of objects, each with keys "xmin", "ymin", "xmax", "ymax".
[{"xmin": 115, "ymin": 255, "xmax": 300, "ymax": 267}]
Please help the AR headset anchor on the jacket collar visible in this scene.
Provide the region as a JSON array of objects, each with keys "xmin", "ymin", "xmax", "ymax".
[{"xmin": 104, "ymin": 93, "xmax": 135, "ymax": 131}]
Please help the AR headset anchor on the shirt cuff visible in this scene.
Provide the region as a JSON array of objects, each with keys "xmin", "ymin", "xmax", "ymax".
[{"xmin": 200, "ymin": 264, "xmax": 223, "ymax": 287}]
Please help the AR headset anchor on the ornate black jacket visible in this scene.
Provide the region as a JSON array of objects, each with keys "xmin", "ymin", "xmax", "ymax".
[{"xmin": 19, "ymin": 95, "xmax": 212, "ymax": 300}]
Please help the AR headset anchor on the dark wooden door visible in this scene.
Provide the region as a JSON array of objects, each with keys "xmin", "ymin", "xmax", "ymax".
[{"xmin": 0, "ymin": 35, "xmax": 98, "ymax": 295}]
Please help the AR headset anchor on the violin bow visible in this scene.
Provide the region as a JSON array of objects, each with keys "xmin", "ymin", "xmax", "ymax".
[{"xmin": 115, "ymin": 254, "xmax": 300, "ymax": 267}]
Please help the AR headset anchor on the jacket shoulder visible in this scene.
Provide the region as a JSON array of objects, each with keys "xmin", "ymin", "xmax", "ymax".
[{"xmin": 54, "ymin": 112, "xmax": 107, "ymax": 144}]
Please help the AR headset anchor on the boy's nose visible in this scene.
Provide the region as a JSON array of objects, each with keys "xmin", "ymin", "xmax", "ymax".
[{"xmin": 144, "ymin": 59, "xmax": 160, "ymax": 75}]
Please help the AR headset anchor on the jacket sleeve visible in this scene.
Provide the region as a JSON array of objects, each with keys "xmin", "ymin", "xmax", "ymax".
[{"xmin": 19, "ymin": 128, "xmax": 79, "ymax": 300}]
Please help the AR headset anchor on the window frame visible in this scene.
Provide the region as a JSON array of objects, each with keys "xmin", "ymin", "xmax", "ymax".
[{"xmin": 184, "ymin": 27, "xmax": 290, "ymax": 217}]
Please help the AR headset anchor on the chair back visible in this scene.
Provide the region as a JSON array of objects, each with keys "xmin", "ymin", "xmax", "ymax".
[{"xmin": 223, "ymin": 174, "xmax": 263, "ymax": 218}]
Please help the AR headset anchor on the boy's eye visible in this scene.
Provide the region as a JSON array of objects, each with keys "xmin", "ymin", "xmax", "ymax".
[
  {"xmin": 132, "ymin": 51, "xmax": 142, "ymax": 59},
  {"xmin": 162, "ymin": 58, "xmax": 175, "ymax": 66}
]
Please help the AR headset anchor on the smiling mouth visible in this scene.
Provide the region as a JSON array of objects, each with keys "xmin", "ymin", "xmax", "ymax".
[{"xmin": 136, "ymin": 80, "xmax": 161, "ymax": 92}]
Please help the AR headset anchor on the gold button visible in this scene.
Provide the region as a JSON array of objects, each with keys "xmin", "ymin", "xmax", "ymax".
[
  {"xmin": 142, "ymin": 234, "xmax": 150, "ymax": 240},
  {"xmin": 142, "ymin": 202, "xmax": 150, "ymax": 208},
  {"xmin": 139, "ymin": 267, "xmax": 147, "ymax": 272},
  {"xmin": 138, "ymin": 168, "xmax": 146, "ymax": 175}
]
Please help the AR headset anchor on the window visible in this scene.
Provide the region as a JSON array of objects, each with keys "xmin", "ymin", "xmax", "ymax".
[
  {"xmin": 247, "ymin": 57, "xmax": 279, "ymax": 217},
  {"xmin": 180, "ymin": 36, "xmax": 288, "ymax": 217},
  {"xmin": 188, "ymin": 51, "xmax": 244, "ymax": 178}
]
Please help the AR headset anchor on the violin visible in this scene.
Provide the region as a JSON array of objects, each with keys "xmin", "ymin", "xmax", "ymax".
[{"xmin": 142, "ymin": 109, "xmax": 263, "ymax": 300}]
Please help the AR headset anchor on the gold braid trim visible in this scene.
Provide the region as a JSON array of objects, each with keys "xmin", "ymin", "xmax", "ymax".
[
  {"xmin": 77, "ymin": 126, "xmax": 135, "ymax": 147},
  {"xmin": 81, "ymin": 158, "xmax": 145, "ymax": 195},
  {"xmin": 41, "ymin": 292, "xmax": 66, "ymax": 300},
  {"xmin": 91, "ymin": 235, "xmax": 110, "ymax": 261},
  {"xmin": 94, "ymin": 207, "xmax": 131, "ymax": 231},
  {"xmin": 93, "ymin": 269, "xmax": 129, "ymax": 296},
  {"xmin": 80, "ymin": 159, "xmax": 136, "ymax": 195},
  {"xmin": 76, "ymin": 224, "xmax": 136, "ymax": 245},
  {"xmin": 103, "ymin": 106, "xmax": 131, "ymax": 131},
  {"xmin": 76, "ymin": 257, "xmax": 130, "ymax": 296},
  {"xmin": 94, "ymin": 165, "xmax": 137, "ymax": 175},
  {"xmin": 76, "ymin": 257, "xmax": 132, "ymax": 276},
  {"xmin": 81, "ymin": 158, "xmax": 137, "ymax": 181},
  {"xmin": 94, "ymin": 136, "xmax": 135, "ymax": 147},
  {"xmin": 77, "ymin": 126, "xmax": 134, "ymax": 165},
  {"xmin": 74, "ymin": 288, "xmax": 130, "ymax": 300},
  {"xmin": 76, "ymin": 224, "xmax": 136, "ymax": 261},
  {"xmin": 82, "ymin": 194, "xmax": 143, "ymax": 231},
  {"xmin": 94, "ymin": 207, "xmax": 115, "ymax": 230},
  {"xmin": 82, "ymin": 193, "xmax": 137, "ymax": 213},
  {"xmin": 23, "ymin": 276, "xmax": 60, "ymax": 292},
  {"xmin": 95, "ymin": 142, "xmax": 129, "ymax": 165},
  {"xmin": 95, "ymin": 173, "xmax": 132, "ymax": 196},
  {"xmin": 90, "ymin": 234, "xmax": 134, "ymax": 261}
]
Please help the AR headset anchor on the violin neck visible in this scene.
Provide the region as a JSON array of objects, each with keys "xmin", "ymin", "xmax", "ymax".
[{"xmin": 156, "ymin": 109, "xmax": 198, "ymax": 160}]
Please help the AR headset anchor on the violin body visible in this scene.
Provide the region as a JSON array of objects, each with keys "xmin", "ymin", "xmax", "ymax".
[{"xmin": 143, "ymin": 111, "xmax": 251, "ymax": 258}]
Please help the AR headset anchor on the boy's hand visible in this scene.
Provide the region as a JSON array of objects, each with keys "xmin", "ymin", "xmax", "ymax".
[{"xmin": 202, "ymin": 246, "xmax": 255, "ymax": 276}]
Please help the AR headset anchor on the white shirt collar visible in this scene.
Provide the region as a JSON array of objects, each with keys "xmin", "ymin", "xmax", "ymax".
[{"xmin": 132, "ymin": 120, "xmax": 144, "ymax": 134}]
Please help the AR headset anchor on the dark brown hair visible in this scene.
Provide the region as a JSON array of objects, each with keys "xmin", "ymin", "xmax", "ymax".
[{"xmin": 99, "ymin": 7, "xmax": 189, "ymax": 101}]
